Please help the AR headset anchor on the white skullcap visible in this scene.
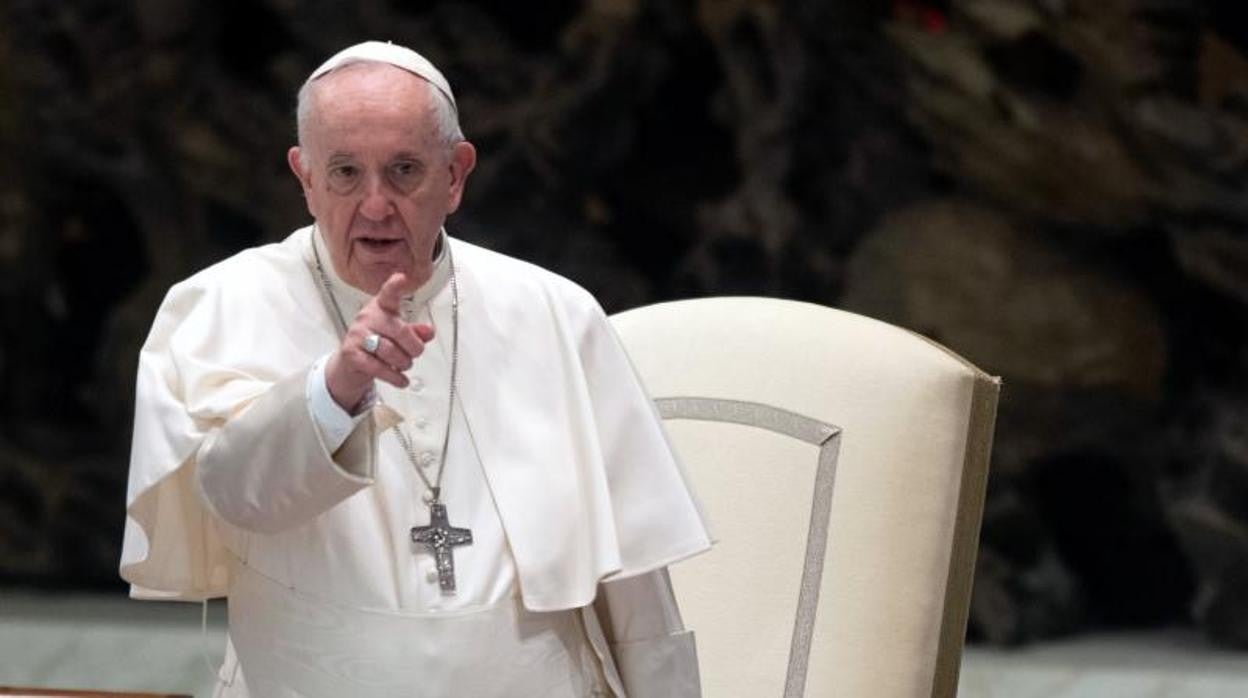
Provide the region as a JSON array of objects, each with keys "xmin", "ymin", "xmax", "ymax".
[{"xmin": 306, "ymin": 40, "xmax": 457, "ymax": 113}]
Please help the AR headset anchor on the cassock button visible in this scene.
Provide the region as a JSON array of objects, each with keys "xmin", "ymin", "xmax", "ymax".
[
  {"xmin": 425, "ymin": 567, "xmax": 440, "ymax": 583},
  {"xmin": 410, "ymin": 376, "xmax": 424, "ymax": 392},
  {"xmin": 415, "ymin": 417, "xmax": 429, "ymax": 430},
  {"xmin": 421, "ymin": 490, "xmax": 435, "ymax": 504},
  {"xmin": 418, "ymin": 451, "xmax": 437, "ymax": 468}
]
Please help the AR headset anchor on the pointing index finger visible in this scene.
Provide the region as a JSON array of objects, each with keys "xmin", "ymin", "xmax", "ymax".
[{"xmin": 375, "ymin": 272, "xmax": 411, "ymax": 313}]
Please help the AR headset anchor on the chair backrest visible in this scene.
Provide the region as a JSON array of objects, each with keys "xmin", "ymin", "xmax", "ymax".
[{"xmin": 611, "ymin": 297, "xmax": 999, "ymax": 698}]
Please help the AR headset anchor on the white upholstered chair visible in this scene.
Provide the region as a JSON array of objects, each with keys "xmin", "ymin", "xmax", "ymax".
[{"xmin": 611, "ymin": 297, "xmax": 999, "ymax": 698}]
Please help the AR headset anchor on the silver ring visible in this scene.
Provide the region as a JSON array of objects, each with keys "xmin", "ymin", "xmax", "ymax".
[{"xmin": 362, "ymin": 333, "xmax": 382, "ymax": 355}]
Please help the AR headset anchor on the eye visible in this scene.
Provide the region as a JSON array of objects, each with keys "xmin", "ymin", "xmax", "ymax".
[
  {"xmin": 327, "ymin": 163, "xmax": 361, "ymax": 193},
  {"xmin": 329, "ymin": 164, "xmax": 358, "ymax": 179},
  {"xmin": 388, "ymin": 160, "xmax": 422, "ymax": 192}
]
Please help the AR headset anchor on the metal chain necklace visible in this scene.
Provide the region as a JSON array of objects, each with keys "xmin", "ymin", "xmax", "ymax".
[{"xmin": 311, "ymin": 229, "xmax": 473, "ymax": 593}]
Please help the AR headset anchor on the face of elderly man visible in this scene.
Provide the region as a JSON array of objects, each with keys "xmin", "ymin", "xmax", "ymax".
[{"xmin": 287, "ymin": 63, "xmax": 476, "ymax": 295}]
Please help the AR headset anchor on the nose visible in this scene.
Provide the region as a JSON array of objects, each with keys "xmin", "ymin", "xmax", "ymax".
[{"xmin": 357, "ymin": 173, "xmax": 394, "ymax": 222}]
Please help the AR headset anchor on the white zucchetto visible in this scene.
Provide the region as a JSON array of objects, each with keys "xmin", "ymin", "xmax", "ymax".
[{"xmin": 306, "ymin": 40, "xmax": 457, "ymax": 113}]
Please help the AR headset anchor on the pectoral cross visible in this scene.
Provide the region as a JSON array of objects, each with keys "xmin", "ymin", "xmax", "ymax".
[{"xmin": 411, "ymin": 495, "xmax": 473, "ymax": 594}]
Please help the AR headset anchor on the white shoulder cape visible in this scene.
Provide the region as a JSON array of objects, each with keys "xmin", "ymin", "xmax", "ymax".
[{"xmin": 120, "ymin": 227, "xmax": 712, "ymax": 611}]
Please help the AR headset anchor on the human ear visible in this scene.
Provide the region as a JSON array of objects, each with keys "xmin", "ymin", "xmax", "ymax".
[
  {"xmin": 445, "ymin": 141, "xmax": 477, "ymax": 213},
  {"xmin": 288, "ymin": 147, "xmax": 316, "ymax": 216}
]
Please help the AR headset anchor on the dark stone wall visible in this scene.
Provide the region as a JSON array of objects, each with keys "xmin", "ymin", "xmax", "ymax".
[{"xmin": 3, "ymin": 0, "xmax": 1248, "ymax": 648}]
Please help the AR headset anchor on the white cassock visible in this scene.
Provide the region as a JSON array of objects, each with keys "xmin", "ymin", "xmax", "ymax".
[{"xmin": 119, "ymin": 226, "xmax": 713, "ymax": 697}]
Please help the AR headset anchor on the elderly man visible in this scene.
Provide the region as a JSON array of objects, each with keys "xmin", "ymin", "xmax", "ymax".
[{"xmin": 120, "ymin": 41, "xmax": 711, "ymax": 697}]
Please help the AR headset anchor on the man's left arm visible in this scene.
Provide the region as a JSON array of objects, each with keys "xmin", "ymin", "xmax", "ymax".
[{"xmin": 595, "ymin": 568, "xmax": 701, "ymax": 698}]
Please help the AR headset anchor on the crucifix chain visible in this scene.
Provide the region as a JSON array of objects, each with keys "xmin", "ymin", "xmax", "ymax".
[{"xmin": 311, "ymin": 229, "xmax": 474, "ymax": 594}]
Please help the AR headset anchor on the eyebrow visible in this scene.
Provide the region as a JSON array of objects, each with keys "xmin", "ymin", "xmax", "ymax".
[{"xmin": 324, "ymin": 151, "xmax": 424, "ymax": 163}]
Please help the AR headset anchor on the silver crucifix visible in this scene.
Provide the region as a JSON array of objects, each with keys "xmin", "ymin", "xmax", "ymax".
[{"xmin": 411, "ymin": 496, "xmax": 473, "ymax": 594}]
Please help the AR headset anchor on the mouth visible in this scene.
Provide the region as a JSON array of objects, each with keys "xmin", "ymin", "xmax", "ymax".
[{"xmin": 357, "ymin": 236, "xmax": 405, "ymax": 253}]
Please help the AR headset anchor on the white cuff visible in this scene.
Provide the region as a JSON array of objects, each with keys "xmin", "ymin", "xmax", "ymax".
[
  {"xmin": 306, "ymin": 354, "xmax": 370, "ymax": 453},
  {"xmin": 612, "ymin": 630, "xmax": 701, "ymax": 698}
]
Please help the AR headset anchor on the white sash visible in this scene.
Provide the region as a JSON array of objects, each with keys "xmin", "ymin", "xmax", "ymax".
[{"xmin": 225, "ymin": 559, "xmax": 609, "ymax": 697}]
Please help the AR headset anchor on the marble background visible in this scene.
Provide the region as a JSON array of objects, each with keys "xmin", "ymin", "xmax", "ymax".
[{"xmin": 3, "ymin": 0, "xmax": 1248, "ymax": 649}]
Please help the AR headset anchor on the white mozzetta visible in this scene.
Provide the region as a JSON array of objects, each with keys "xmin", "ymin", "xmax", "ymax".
[{"xmin": 122, "ymin": 226, "xmax": 711, "ymax": 610}]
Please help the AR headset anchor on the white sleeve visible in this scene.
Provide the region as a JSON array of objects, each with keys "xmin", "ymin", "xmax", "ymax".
[
  {"xmin": 596, "ymin": 568, "xmax": 701, "ymax": 697},
  {"xmin": 306, "ymin": 353, "xmax": 371, "ymax": 453},
  {"xmin": 196, "ymin": 366, "xmax": 380, "ymax": 535}
]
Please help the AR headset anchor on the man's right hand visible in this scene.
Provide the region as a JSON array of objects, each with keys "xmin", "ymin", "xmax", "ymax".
[{"xmin": 325, "ymin": 272, "xmax": 435, "ymax": 413}]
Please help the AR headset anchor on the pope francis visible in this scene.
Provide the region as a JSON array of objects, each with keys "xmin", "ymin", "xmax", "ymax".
[{"xmin": 119, "ymin": 40, "xmax": 712, "ymax": 697}]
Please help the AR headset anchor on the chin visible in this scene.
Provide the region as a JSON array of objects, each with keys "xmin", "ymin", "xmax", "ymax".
[{"xmin": 345, "ymin": 266, "xmax": 390, "ymax": 295}]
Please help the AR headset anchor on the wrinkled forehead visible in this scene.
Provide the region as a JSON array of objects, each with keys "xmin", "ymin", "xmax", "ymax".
[{"xmin": 307, "ymin": 64, "xmax": 437, "ymax": 141}]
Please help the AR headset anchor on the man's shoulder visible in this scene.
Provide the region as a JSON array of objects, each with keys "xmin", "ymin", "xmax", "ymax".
[
  {"xmin": 451, "ymin": 236, "xmax": 599, "ymax": 310},
  {"xmin": 172, "ymin": 229, "xmax": 308, "ymax": 297},
  {"xmin": 142, "ymin": 229, "xmax": 313, "ymax": 351}
]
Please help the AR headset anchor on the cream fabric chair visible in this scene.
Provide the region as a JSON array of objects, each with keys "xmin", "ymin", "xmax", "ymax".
[{"xmin": 611, "ymin": 297, "xmax": 999, "ymax": 698}]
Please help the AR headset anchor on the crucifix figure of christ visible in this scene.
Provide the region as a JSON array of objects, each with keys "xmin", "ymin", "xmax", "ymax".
[{"xmin": 411, "ymin": 497, "xmax": 474, "ymax": 593}]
